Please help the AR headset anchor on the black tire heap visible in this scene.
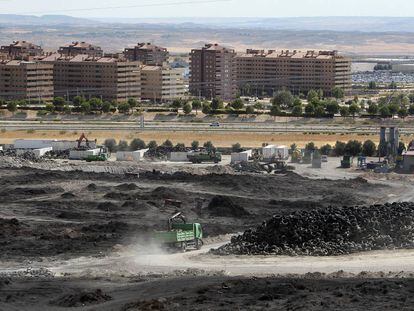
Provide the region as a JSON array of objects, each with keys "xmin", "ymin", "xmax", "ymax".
[{"xmin": 212, "ymin": 202, "xmax": 414, "ymax": 256}]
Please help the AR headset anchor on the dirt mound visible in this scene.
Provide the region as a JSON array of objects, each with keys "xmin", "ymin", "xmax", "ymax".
[
  {"xmin": 207, "ymin": 196, "xmax": 250, "ymax": 217},
  {"xmin": 104, "ymin": 192, "xmax": 131, "ymax": 200},
  {"xmin": 213, "ymin": 202, "xmax": 414, "ymax": 256},
  {"xmin": 97, "ymin": 202, "xmax": 119, "ymax": 212},
  {"xmin": 86, "ymin": 183, "xmax": 97, "ymax": 191},
  {"xmin": 150, "ymin": 186, "xmax": 187, "ymax": 200},
  {"xmin": 61, "ymin": 192, "xmax": 76, "ymax": 199},
  {"xmin": 56, "ymin": 211, "xmax": 83, "ymax": 219},
  {"xmin": 115, "ymin": 183, "xmax": 138, "ymax": 191},
  {"xmin": 0, "ymin": 218, "xmax": 20, "ymax": 237},
  {"xmin": 51, "ymin": 289, "xmax": 112, "ymax": 307}
]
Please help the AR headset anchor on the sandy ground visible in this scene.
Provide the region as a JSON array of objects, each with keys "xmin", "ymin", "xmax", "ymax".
[{"xmin": 0, "ymin": 129, "xmax": 401, "ymax": 148}]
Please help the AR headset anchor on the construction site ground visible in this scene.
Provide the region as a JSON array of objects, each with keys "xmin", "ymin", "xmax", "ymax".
[{"xmin": 1, "ymin": 156, "xmax": 414, "ymax": 310}]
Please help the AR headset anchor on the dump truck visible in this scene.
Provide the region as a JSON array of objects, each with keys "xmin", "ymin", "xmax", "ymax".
[
  {"xmin": 187, "ymin": 152, "xmax": 222, "ymax": 164},
  {"xmin": 153, "ymin": 212, "xmax": 203, "ymax": 251},
  {"xmin": 85, "ymin": 146, "xmax": 110, "ymax": 162}
]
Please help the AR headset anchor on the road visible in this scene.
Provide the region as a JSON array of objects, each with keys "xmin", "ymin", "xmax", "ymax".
[{"xmin": 0, "ymin": 119, "xmax": 413, "ymax": 134}]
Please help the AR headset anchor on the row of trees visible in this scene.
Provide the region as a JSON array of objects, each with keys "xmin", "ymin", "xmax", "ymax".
[
  {"xmin": 103, "ymin": 138, "xmax": 216, "ymax": 153},
  {"xmin": 299, "ymin": 139, "xmax": 405, "ymax": 157}
]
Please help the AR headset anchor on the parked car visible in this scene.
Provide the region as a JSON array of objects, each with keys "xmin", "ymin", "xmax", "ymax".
[
  {"xmin": 209, "ymin": 122, "xmax": 220, "ymax": 127},
  {"xmin": 321, "ymin": 155, "xmax": 328, "ymax": 162}
]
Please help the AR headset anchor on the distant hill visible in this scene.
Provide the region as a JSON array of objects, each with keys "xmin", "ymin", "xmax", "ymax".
[
  {"xmin": 93, "ymin": 16, "xmax": 414, "ymax": 33},
  {"xmin": 0, "ymin": 14, "xmax": 97, "ymax": 26}
]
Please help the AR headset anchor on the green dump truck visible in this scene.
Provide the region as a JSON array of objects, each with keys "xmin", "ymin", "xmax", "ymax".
[
  {"xmin": 153, "ymin": 212, "xmax": 203, "ymax": 251},
  {"xmin": 187, "ymin": 152, "xmax": 222, "ymax": 164}
]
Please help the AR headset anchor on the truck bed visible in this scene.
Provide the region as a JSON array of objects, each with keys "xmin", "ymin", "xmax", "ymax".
[{"xmin": 153, "ymin": 230, "xmax": 195, "ymax": 244}]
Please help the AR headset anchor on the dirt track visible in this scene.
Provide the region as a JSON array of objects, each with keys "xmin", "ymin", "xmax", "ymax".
[{"xmin": 1, "ymin": 158, "xmax": 414, "ymax": 310}]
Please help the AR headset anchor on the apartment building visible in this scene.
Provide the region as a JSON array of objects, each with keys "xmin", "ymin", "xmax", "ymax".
[
  {"xmin": 0, "ymin": 60, "xmax": 54, "ymax": 101},
  {"xmin": 58, "ymin": 42, "xmax": 103, "ymax": 57},
  {"xmin": 124, "ymin": 43, "xmax": 169, "ymax": 66},
  {"xmin": 141, "ymin": 65, "xmax": 185, "ymax": 102},
  {"xmin": 235, "ymin": 49, "xmax": 351, "ymax": 96},
  {"xmin": 189, "ymin": 43, "xmax": 236, "ymax": 101},
  {"xmin": 0, "ymin": 41, "xmax": 43, "ymax": 60},
  {"xmin": 41, "ymin": 54, "xmax": 140, "ymax": 102}
]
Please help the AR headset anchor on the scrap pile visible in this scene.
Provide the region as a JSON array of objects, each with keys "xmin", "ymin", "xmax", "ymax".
[{"xmin": 213, "ymin": 202, "xmax": 414, "ymax": 256}]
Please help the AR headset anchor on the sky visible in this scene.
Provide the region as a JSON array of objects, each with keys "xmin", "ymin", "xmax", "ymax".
[{"xmin": 0, "ymin": 0, "xmax": 414, "ymax": 18}]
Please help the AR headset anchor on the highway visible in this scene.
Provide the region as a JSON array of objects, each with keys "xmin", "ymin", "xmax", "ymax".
[{"xmin": 0, "ymin": 120, "xmax": 412, "ymax": 134}]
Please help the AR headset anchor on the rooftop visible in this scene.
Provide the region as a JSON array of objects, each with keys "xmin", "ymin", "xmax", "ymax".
[{"xmin": 237, "ymin": 49, "xmax": 344, "ymax": 59}]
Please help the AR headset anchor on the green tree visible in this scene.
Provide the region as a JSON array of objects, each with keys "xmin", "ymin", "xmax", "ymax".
[
  {"xmin": 345, "ymin": 140, "xmax": 362, "ymax": 156},
  {"xmin": 171, "ymin": 99, "xmax": 183, "ymax": 108},
  {"xmin": 73, "ymin": 95, "xmax": 86, "ymax": 106},
  {"xmin": 118, "ymin": 102, "xmax": 131, "ymax": 114},
  {"xmin": 102, "ymin": 101, "xmax": 112, "ymax": 113},
  {"xmin": 304, "ymin": 104, "xmax": 315, "ymax": 116},
  {"xmin": 349, "ymin": 102, "xmax": 360, "ymax": 118},
  {"xmin": 291, "ymin": 105, "xmax": 302, "ymax": 117},
  {"xmin": 272, "ymin": 90, "xmax": 294, "ymax": 109},
  {"xmin": 246, "ymin": 106, "xmax": 255, "ymax": 114},
  {"xmin": 45, "ymin": 103, "xmax": 55, "ymax": 113},
  {"xmin": 232, "ymin": 143, "xmax": 242, "ymax": 152},
  {"xmin": 270, "ymin": 105, "xmax": 281, "ymax": 117},
  {"xmin": 202, "ymin": 102, "xmax": 211, "ymax": 114},
  {"xmin": 7, "ymin": 101, "xmax": 18, "ymax": 113},
  {"xmin": 367, "ymin": 102, "xmax": 378, "ymax": 115},
  {"xmin": 362, "ymin": 140, "xmax": 377, "ymax": 156},
  {"xmin": 52, "ymin": 97, "xmax": 66, "ymax": 112},
  {"xmin": 340, "ymin": 106, "xmax": 349, "ymax": 117},
  {"xmin": 326, "ymin": 101, "xmax": 340, "ymax": 115},
  {"xmin": 409, "ymin": 104, "xmax": 414, "ymax": 115},
  {"xmin": 305, "ymin": 142, "xmax": 316, "ymax": 152},
  {"xmin": 314, "ymin": 106, "xmax": 325, "ymax": 117},
  {"xmin": 118, "ymin": 140, "xmax": 129, "ymax": 151},
  {"xmin": 203, "ymin": 141, "xmax": 215, "ymax": 151},
  {"xmin": 162, "ymin": 139, "xmax": 173, "ymax": 148},
  {"xmin": 191, "ymin": 140, "xmax": 199, "ymax": 150},
  {"xmin": 104, "ymin": 138, "xmax": 117, "ymax": 152},
  {"xmin": 130, "ymin": 138, "xmax": 146, "ymax": 150},
  {"xmin": 379, "ymin": 105, "xmax": 390, "ymax": 118},
  {"xmin": 368, "ymin": 81, "xmax": 377, "ymax": 89},
  {"xmin": 331, "ymin": 87, "xmax": 344, "ymax": 100},
  {"xmin": 307, "ymin": 89, "xmax": 319, "ymax": 103},
  {"xmin": 127, "ymin": 98, "xmax": 138, "ymax": 110},
  {"xmin": 320, "ymin": 144, "xmax": 332, "ymax": 156},
  {"xmin": 183, "ymin": 102, "xmax": 192, "ymax": 114},
  {"xmin": 388, "ymin": 103, "xmax": 399, "ymax": 115},
  {"xmin": 80, "ymin": 102, "xmax": 91, "ymax": 114},
  {"xmin": 398, "ymin": 107, "xmax": 408, "ymax": 119},
  {"xmin": 175, "ymin": 143, "xmax": 186, "ymax": 151},
  {"xmin": 89, "ymin": 98, "xmax": 103, "ymax": 111},
  {"xmin": 147, "ymin": 140, "xmax": 158, "ymax": 149},
  {"xmin": 211, "ymin": 98, "xmax": 224, "ymax": 110},
  {"xmin": 63, "ymin": 105, "xmax": 72, "ymax": 114},
  {"xmin": 231, "ymin": 98, "xmax": 244, "ymax": 110},
  {"xmin": 334, "ymin": 141, "xmax": 347, "ymax": 156},
  {"xmin": 192, "ymin": 99, "xmax": 202, "ymax": 115}
]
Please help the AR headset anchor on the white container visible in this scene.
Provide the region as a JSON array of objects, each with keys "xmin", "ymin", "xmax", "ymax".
[
  {"xmin": 275, "ymin": 145, "xmax": 289, "ymax": 160},
  {"xmin": 33, "ymin": 147, "xmax": 53, "ymax": 158},
  {"xmin": 116, "ymin": 149, "xmax": 148, "ymax": 162},
  {"xmin": 51, "ymin": 140, "xmax": 96, "ymax": 151},
  {"xmin": 69, "ymin": 148, "xmax": 100, "ymax": 160},
  {"xmin": 14, "ymin": 139, "xmax": 55, "ymax": 149},
  {"xmin": 231, "ymin": 150, "xmax": 252, "ymax": 163},
  {"xmin": 262, "ymin": 145, "xmax": 276, "ymax": 160},
  {"xmin": 169, "ymin": 152, "xmax": 190, "ymax": 162}
]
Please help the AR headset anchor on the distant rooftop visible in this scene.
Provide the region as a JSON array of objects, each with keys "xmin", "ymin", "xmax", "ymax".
[{"xmin": 237, "ymin": 49, "xmax": 344, "ymax": 59}]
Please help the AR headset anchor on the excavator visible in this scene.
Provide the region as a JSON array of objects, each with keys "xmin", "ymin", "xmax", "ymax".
[{"xmin": 77, "ymin": 133, "xmax": 90, "ymax": 149}]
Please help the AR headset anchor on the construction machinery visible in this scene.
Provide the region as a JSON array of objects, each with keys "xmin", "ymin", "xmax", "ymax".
[
  {"xmin": 153, "ymin": 212, "xmax": 203, "ymax": 251},
  {"xmin": 85, "ymin": 146, "xmax": 110, "ymax": 162},
  {"xmin": 77, "ymin": 133, "xmax": 91, "ymax": 149},
  {"xmin": 291, "ymin": 148, "xmax": 302, "ymax": 163},
  {"xmin": 187, "ymin": 151, "xmax": 222, "ymax": 164}
]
